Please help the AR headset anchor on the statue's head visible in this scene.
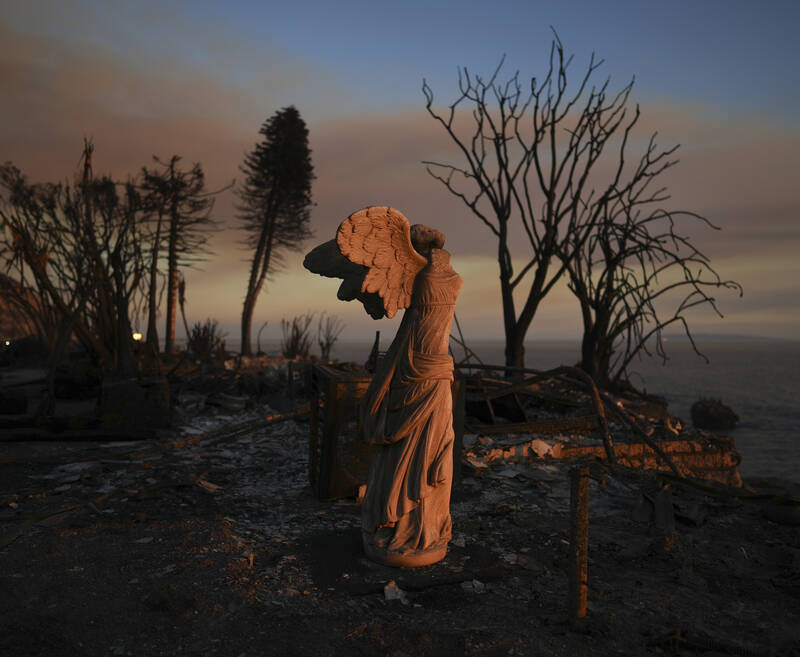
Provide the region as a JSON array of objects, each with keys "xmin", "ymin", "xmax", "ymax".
[{"xmin": 410, "ymin": 224, "xmax": 445, "ymax": 255}]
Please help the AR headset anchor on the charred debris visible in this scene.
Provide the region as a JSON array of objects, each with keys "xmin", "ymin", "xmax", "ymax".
[{"xmin": 1, "ymin": 346, "xmax": 799, "ymax": 656}]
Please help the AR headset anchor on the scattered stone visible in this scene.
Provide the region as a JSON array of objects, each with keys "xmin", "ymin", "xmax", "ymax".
[
  {"xmin": 690, "ymin": 398, "xmax": 739, "ymax": 431},
  {"xmin": 383, "ymin": 580, "xmax": 409, "ymax": 605},
  {"xmin": 460, "ymin": 579, "xmax": 486, "ymax": 594}
]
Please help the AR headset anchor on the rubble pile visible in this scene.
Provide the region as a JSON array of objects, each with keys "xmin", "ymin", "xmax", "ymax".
[{"xmin": 458, "ymin": 369, "xmax": 743, "ymax": 487}]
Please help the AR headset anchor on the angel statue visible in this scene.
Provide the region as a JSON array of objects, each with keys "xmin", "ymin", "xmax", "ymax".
[{"xmin": 304, "ymin": 206, "xmax": 462, "ymax": 567}]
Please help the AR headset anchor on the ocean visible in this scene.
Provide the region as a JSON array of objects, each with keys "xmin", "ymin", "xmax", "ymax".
[{"xmin": 324, "ymin": 336, "xmax": 800, "ymax": 483}]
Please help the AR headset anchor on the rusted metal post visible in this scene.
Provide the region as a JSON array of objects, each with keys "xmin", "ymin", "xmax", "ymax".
[{"xmin": 568, "ymin": 466, "xmax": 590, "ymax": 627}]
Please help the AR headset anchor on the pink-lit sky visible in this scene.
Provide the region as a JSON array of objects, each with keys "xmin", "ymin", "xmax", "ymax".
[{"xmin": 2, "ymin": 0, "xmax": 798, "ymax": 346}]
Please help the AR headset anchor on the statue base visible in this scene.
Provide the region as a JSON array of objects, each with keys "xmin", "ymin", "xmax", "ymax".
[{"xmin": 362, "ymin": 535, "xmax": 448, "ymax": 568}]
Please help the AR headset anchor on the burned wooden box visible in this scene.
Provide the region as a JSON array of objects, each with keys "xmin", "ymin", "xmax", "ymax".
[{"xmin": 309, "ymin": 363, "xmax": 465, "ymax": 501}]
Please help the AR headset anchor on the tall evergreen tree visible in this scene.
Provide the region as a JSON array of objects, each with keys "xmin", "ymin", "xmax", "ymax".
[{"xmin": 238, "ymin": 106, "xmax": 314, "ymax": 355}]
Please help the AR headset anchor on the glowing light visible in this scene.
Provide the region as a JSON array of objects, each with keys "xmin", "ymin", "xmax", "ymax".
[
  {"xmin": 132, "ymin": 332, "xmax": 143, "ymax": 341},
  {"xmin": 3, "ymin": 340, "xmax": 9, "ymax": 347}
]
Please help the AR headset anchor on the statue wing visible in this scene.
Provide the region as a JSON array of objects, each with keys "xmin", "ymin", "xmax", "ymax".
[
  {"xmin": 336, "ymin": 206, "xmax": 428, "ymax": 318},
  {"xmin": 303, "ymin": 239, "xmax": 386, "ymax": 319}
]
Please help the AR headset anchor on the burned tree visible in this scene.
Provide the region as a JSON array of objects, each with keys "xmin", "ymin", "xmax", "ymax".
[
  {"xmin": 140, "ymin": 156, "xmax": 222, "ymax": 354},
  {"xmin": 140, "ymin": 161, "xmax": 167, "ymax": 352},
  {"xmin": 0, "ymin": 161, "xmax": 100, "ymax": 368},
  {"xmin": 0, "ymin": 190, "xmax": 61, "ymax": 353},
  {"xmin": 280, "ymin": 312, "xmax": 314, "ymax": 360},
  {"xmin": 238, "ymin": 106, "xmax": 314, "ymax": 356},
  {"xmin": 562, "ymin": 142, "xmax": 742, "ymax": 388},
  {"xmin": 0, "ymin": 144, "xmax": 146, "ymax": 380},
  {"xmin": 424, "ymin": 35, "xmax": 647, "ymax": 368},
  {"xmin": 82, "ymin": 175, "xmax": 144, "ymax": 377},
  {"xmin": 317, "ymin": 312, "xmax": 345, "ymax": 361}
]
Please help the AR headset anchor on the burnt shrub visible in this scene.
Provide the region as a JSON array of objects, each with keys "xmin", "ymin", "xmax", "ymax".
[
  {"xmin": 281, "ymin": 313, "xmax": 313, "ymax": 359},
  {"xmin": 188, "ymin": 319, "xmax": 226, "ymax": 362}
]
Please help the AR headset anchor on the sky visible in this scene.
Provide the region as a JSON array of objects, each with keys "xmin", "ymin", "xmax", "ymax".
[{"xmin": 1, "ymin": 0, "xmax": 798, "ymax": 349}]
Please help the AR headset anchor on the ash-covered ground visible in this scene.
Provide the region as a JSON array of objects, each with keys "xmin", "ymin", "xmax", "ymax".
[{"xmin": 1, "ymin": 387, "xmax": 799, "ymax": 656}]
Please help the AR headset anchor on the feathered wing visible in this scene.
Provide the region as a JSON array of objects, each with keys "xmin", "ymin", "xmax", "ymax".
[
  {"xmin": 303, "ymin": 239, "xmax": 386, "ymax": 319},
  {"xmin": 336, "ymin": 207, "xmax": 427, "ymax": 318}
]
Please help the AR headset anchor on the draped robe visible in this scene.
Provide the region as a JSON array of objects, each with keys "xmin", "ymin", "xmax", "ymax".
[{"xmin": 360, "ymin": 249, "xmax": 462, "ymax": 567}]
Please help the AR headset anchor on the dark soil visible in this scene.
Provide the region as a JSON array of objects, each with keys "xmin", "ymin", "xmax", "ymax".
[{"xmin": 1, "ymin": 376, "xmax": 798, "ymax": 656}]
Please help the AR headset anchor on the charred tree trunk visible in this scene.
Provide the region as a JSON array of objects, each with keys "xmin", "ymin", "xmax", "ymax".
[
  {"xmin": 579, "ymin": 333, "xmax": 600, "ymax": 386},
  {"xmin": 145, "ymin": 210, "xmax": 163, "ymax": 352},
  {"xmin": 498, "ymin": 235, "xmax": 522, "ymax": 369},
  {"xmin": 504, "ymin": 328, "xmax": 526, "ymax": 370},
  {"xmin": 240, "ymin": 218, "xmax": 274, "ymax": 356},
  {"xmin": 164, "ymin": 199, "xmax": 179, "ymax": 354},
  {"xmin": 111, "ymin": 240, "xmax": 137, "ymax": 378},
  {"xmin": 178, "ymin": 275, "xmax": 190, "ymax": 344},
  {"xmin": 240, "ymin": 290, "xmax": 259, "ymax": 356}
]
